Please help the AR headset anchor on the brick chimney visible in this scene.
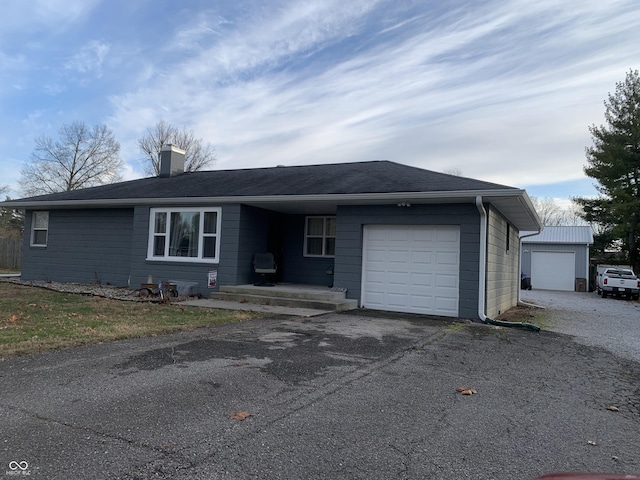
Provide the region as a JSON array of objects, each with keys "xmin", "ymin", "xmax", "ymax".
[{"xmin": 159, "ymin": 144, "xmax": 186, "ymax": 177}]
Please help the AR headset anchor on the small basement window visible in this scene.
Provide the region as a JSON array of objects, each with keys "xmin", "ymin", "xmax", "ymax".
[
  {"xmin": 31, "ymin": 211, "xmax": 49, "ymax": 247},
  {"xmin": 304, "ymin": 216, "xmax": 336, "ymax": 257}
]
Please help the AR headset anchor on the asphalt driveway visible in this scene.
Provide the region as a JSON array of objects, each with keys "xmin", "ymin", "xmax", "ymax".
[{"xmin": 1, "ymin": 310, "xmax": 639, "ymax": 479}]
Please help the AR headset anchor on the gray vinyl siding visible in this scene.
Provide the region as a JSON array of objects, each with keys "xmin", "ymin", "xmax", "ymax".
[
  {"xmin": 19, "ymin": 202, "xmax": 497, "ymax": 315},
  {"xmin": 21, "ymin": 208, "xmax": 134, "ymax": 286},
  {"xmin": 333, "ymin": 204, "xmax": 481, "ymax": 320},
  {"xmin": 485, "ymin": 206, "xmax": 519, "ymax": 318},
  {"xmin": 281, "ymin": 215, "xmax": 336, "ymax": 287},
  {"xmin": 129, "ymin": 204, "xmax": 268, "ymax": 296},
  {"xmin": 520, "ymin": 242, "xmax": 589, "ymax": 282}
]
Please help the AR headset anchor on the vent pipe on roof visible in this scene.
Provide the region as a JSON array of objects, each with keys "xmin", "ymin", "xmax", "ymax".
[{"xmin": 159, "ymin": 144, "xmax": 186, "ymax": 177}]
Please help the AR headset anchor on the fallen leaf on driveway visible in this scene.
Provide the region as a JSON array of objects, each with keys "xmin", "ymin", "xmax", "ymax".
[
  {"xmin": 231, "ymin": 411, "xmax": 253, "ymax": 421},
  {"xmin": 606, "ymin": 405, "xmax": 620, "ymax": 412},
  {"xmin": 456, "ymin": 386, "xmax": 477, "ymax": 395},
  {"xmin": 587, "ymin": 440, "xmax": 597, "ymax": 446}
]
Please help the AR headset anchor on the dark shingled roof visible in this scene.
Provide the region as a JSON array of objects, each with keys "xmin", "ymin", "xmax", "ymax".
[{"xmin": 13, "ymin": 161, "xmax": 515, "ymax": 203}]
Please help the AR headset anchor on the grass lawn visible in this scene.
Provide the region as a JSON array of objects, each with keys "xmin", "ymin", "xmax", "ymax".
[{"xmin": 0, "ymin": 282, "xmax": 264, "ymax": 359}]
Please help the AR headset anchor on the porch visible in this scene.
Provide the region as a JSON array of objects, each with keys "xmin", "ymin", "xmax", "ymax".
[{"xmin": 182, "ymin": 284, "xmax": 358, "ymax": 317}]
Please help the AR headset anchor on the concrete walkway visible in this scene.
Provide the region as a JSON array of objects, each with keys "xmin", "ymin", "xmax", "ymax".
[{"xmin": 179, "ymin": 297, "xmax": 333, "ymax": 317}]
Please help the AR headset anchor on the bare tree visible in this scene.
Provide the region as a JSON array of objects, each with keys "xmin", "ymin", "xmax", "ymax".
[
  {"xmin": 138, "ymin": 120, "xmax": 216, "ymax": 176},
  {"xmin": 530, "ymin": 197, "xmax": 587, "ymax": 226},
  {"xmin": 20, "ymin": 122, "xmax": 122, "ymax": 196},
  {"xmin": 442, "ymin": 167, "xmax": 463, "ymax": 176}
]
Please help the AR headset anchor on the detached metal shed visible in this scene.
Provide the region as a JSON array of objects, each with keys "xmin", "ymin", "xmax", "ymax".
[{"xmin": 520, "ymin": 226, "xmax": 594, "ymax": 292}]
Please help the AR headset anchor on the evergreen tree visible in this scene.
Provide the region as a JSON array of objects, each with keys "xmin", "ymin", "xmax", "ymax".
[{"xmin": 575, "ymin": 69, "xmax": 640, "ymax": 272}]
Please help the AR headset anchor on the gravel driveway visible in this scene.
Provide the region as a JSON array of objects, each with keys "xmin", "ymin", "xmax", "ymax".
[{"xmin": 521, "ymin": 289, "xmax": 640, "ymax": 362}]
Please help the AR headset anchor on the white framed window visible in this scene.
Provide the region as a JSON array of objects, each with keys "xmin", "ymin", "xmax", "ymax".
[
  {"xmin": 31, "ymin": 211, "xmax": 49, "ymax": 247},
  {"xmin": 304, "ymin": 216, "xmax": 336, "ymax": 257},
  {"xmin": 147, "ymin": 207, "xmax": 221, "ymax": 263}
]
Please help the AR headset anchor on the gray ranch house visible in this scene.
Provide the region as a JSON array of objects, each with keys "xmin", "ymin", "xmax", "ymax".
[{"xmin": 3, "ymin": 145, "xmax": 541, "ymax": 320}]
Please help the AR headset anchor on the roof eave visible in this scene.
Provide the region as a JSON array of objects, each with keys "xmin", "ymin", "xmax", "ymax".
[
  {"xmin": 0, "ymin": 188, "xmax": 524, "ymax": 207},
  {"xmin": 1, "ymin": 188, "xmax": 542, "ymax": 230}
]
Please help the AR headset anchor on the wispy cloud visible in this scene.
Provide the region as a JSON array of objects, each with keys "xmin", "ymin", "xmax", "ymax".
[
  {"xmin": 64, "ymin": 40, "xmax": 110, "ymax": 79},
  {"xmin": 0, "ymin": 0, "xmax": 99, "ymax": 35},
  {"xmin": 2, "ymin": 0, "xmax": 638, "ymax": 200},
  {"xmin": 105, "ymin": 0, "xmax": 639, "ymax": 193}
]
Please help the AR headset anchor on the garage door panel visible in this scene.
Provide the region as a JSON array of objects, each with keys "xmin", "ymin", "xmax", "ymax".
[
  {"xmin": 362, "ymin": 225, "xmax": 460, "ymax": 317},
  {"xmin": 386, "ymin": 292, "xmax": 409, "ymax": 306},
  {"xmin": 434, "ymin": 297, "xmax": 458, "ymax": 314},
  {"xmin": 389, "ymin": 228, "xmax": 411, "ymax": 241},
  {"xmin": 411, "ymin": 228, "xmax": 435, "ymax": 241},
  {"xmin": 409, "ymin": 295, "xmax": 432, "ymax": 308},
  {"xmin": 436, "ymin": 252, "xmax": 459, "ymax": 266},
  {"xmin": 364, "ymin": 268, "xmax": 385, "ymax": 281},
  {"xmin": 411, "ymin": 251, "xmax": 434, "ymax": 264},
  {"xmin": 387, "ymin": 272, "xmax": 411, "ymax": 285},
  {"xmin": 410, "ymin": 272, "xmax": 433, "ymax": 287},
  {"xmin": 388, "ymin": 250, "xmax": 410, "ymax": 263},
  {"xmin": 366, "ymin": 248, "xmax": 387, "ymax": 262},
  {"xmin": 435, "ymin": 273, "xmax": 457, "ymax": 289}
]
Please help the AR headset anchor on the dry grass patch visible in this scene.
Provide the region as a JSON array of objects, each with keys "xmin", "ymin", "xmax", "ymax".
[
  {"xmin": 0, "ymin": 283, "xmax": 264, "ymax": 359},
  {"xmin": 496, "ymin": 303, "xmax": 549, "ymax": 328}
]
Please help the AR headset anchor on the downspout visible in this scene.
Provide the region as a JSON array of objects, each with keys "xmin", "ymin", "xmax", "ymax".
[
  {"xmin": 475, "ymin": 196, "xmax": 540, "ymax": 332},
  {"xmin": 518, "ymin": 230, "xmax": 543, "ymax": 307}
]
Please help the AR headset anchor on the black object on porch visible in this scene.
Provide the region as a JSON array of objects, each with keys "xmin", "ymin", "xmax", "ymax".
[{"xmin": 253, "ymin": 253, "xmax": 277, "ymax": 286}]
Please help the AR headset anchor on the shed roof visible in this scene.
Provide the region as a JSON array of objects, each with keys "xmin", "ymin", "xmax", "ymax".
[{"xmin": 521, "ymin": 226, "xmax": 594, "ymax": 244}]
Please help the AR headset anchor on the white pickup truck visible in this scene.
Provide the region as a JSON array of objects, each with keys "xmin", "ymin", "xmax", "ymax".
[{"xmin": 596, "ymin": 266, "xmax": 640, "ymax": 300}]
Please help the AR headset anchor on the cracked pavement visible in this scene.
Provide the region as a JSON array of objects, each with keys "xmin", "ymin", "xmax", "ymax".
[{"xmin": 1, "ymin": 309, "xmax": 639, "ymax": 479}]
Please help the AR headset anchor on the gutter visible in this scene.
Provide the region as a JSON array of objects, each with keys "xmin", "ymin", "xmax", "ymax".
[
  {"xmin": 0, "ymin": 188, "xmax": 530, "ymax": 209},
  {"xmin": 475, "ymin": 196, "xmax": 541, "ymax": 332}
]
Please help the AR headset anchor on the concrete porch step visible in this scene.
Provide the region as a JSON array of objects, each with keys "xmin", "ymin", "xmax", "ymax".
[{"xmin": 210, "ymin": 284, "xmax": 358, "ymax": 312}]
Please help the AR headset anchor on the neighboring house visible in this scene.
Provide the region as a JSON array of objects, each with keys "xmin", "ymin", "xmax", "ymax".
[
  {"xmin": 1, "ymin": 145, "xmax": 541, "ymax": 319},
  {"xmin": 520, "ymin": 226, "xmax": 594, "ymax": 292}
]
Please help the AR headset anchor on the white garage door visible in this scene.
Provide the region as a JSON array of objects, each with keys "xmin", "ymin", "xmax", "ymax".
[
  {"xmin": 362, "ymin": 225, "xmax": 460, "ymax": 317},
  {"xmin": 531, "ymin": 251, "xmax": 575, "ymax": 291}
]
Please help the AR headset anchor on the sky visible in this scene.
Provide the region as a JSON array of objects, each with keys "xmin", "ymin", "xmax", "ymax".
[{"xmin": 0, "ymin": 0, "xmax": 638, "ymax": 208}]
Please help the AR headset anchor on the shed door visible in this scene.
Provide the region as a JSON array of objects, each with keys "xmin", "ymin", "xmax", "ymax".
[
  {"xmin": 362, "ymin": 225, "xmax": 460, "ymax": 317},
  {"xmin": 531, "ymin": 251, "xmax": 575, "ymax": 291}
]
